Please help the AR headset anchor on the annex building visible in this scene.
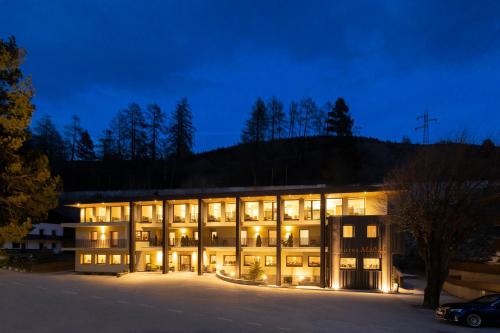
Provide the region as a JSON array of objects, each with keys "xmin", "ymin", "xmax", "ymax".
[{"xmin": 62, "ymin": 185, "xmax": 401, "ymax": 291}]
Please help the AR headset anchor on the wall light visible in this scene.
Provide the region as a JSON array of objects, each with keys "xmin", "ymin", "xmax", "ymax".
[
  {"xmin": 180, "ymin": 228, "xmax": 186, "ymax": 235},
  {"xmin": 285, "ymin": 226, "xmax": 292, "ymax": 232},
  {"xmin": 332, "ymin": 283, "xmax": 340, "ymax": 290},
  {"xmin": 254, "ymin": 226, "xmax": 261, "ymax": 232}
]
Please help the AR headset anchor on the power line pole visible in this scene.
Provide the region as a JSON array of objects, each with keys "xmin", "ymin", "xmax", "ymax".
[{"xmin": 415, "ymin": 109, "xmax": 437, "ymax": 144}]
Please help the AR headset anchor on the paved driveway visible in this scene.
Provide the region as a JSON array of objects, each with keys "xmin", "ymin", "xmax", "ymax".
[{"xmin": 0, "ymin": 270, "xmax": 496, "ymax": 333}]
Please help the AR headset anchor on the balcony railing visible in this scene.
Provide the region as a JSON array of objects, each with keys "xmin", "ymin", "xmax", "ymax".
[
  {"xmin": 65, "ymin": 239, "xmax": 128, "ymax": 248},
  {"xmin": 241, "ymin": 237, "xmax": 277, "ymax": 247},
  {"xmin": 204, "ymin": 238, "xmax": 236, "ymax": 247},
  {"xmin": 282, "ymin": 238, "xmax": 320, "ymax": 247},
  {"xmin": 136, "ymin": 238, "xmax": 163, "ymax": 247},
  {"xmin": 168, "ymin": 238, "xmax": 199, "ymax": 247}
]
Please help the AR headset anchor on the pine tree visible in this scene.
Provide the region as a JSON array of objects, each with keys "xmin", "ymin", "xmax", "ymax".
[
  {"xmin": 32, "ymin": 115, "xmax": 67, "ymax": 162},
  {"xmin": 145, "ymin": 103, "xmax": 166, "ymax": 160},
  {"xmin": 64, "ymin": 114, "xmax": 82, "ymax": 161},
  {"xmin": 267, "ymin": 97, "xmax": 286, "ymax": 140},
  {"xmin": 166, "ymin": 98, "xmax": 195, "ymax": 159},
  {"xmin": 0, "ymin": 36, "xmax": 60, "ymax": 243},
  {"xmin": 76, "ymin": 129, "xmax": 96, "ymax": 160},
  {"xmin": 241, "ymin": 98, "xmax": 268, "ymax": 144},
  {"xmin": 326, "ymin": 97, "xmax": 354, "ymax": 136},
  {"xmin": 97, "ymin": 129, "xmax": 116, "ymax": 160}
]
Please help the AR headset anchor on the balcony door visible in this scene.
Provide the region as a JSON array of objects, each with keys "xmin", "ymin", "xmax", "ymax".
[
  {"xmin": 179, "ymin": 255, "xmax": 191, "ymax": 271},
  {"xmin": 299, "ymin": 229, "xmax": 309, "ymax": 246},
  {"xmin": 110, "ymin": 231, "xmax": 118, "ymax": 247}
]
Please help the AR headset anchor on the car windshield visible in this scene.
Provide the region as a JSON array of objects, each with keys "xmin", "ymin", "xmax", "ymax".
[{"xmin": 470, "ymin": 295, "xmax": 499, "ymax": 304}]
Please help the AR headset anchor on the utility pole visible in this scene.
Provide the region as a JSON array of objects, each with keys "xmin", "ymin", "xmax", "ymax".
[{"xmin": 415, "ymin": 109, "xmax": 437, "ymax": 144}]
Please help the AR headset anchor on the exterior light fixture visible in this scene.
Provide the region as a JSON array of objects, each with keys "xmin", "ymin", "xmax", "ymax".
[
  {"xmin": 230, "ymin": 272, "xmax": 235, "ymax": 277},
  {"xmin": 285, "ymin": 226, "xmax": 292, "ymax": 232}
]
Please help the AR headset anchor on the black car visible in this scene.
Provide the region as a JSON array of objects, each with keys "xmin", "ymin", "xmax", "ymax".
[{"xmin": 436, "ymin": 294, "xmax": 500, "ymax": 328}]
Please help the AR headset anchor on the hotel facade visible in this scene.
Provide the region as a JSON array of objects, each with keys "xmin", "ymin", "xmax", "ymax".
[{"xmin": 62, "ymin": 185, "xmax": 400, "ymax": 291}]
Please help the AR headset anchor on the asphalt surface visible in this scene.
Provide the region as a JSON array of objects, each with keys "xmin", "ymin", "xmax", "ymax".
[{"xmin": 0, "ymin": 270, "xmax": 496, "ymax": 333}]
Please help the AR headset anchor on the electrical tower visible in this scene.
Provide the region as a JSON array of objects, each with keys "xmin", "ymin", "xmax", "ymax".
[{"xmin": 415, "ymin": 109, "xmax": 437, "ymax": 144}]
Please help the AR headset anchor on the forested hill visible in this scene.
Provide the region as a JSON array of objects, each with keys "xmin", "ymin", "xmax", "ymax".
[{"xmin": 55, "ymin": 136, "xmax": 418, "ymax": 191}]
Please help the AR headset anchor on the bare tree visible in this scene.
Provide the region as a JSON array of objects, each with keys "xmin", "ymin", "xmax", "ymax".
[
  {"xmin": 267, "ymin": 97, "xmax": 286, "ymax": 141},
  {"xmin": 288, "ymin": 101, "xmax": 299, "ymax": 138},
  {"xmin": 145, "ymin": 103, "xmax": 166, "ymax": 160},
  {"xmin": 384, "ymin": 143, "xmax": 498, "ymax": 308},
  {"xmin": 64, "ymin": 115, "xmax": 82, "ymax": 161}
]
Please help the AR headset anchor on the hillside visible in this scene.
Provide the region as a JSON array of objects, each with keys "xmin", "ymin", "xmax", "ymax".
[{"xmin": 55, "ymin": 136, "xmax": 418, "ymax": 191}]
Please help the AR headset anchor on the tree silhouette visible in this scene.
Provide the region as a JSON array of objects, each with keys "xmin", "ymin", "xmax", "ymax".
[
  {"xmin": 64, "ymin": 115, "xmax": 82, "ymax": 161},
  {"xmin": 76, "ymin": 129, "xmax": 96, "ymax": 160},
  {"xmin": 241, "ymin": 98, "xmax": 268, "ymax": 144},
  {"xmin": 145, "ymin": 103, "xmax": 166, "ymax": 160},
  {"xmin": 326, "ymin": 97, "xmax": 354, "ymax": 136},
  {"xmin": 166, "ymin": 98, "xmax": 194, "ymax": 159}
]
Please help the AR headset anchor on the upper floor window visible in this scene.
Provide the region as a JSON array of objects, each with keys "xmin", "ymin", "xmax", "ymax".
[
  {"xmin": 173, "ymin": 204, "xmax": 186, "ymax": 223},
  {"xmin": 347, "ymin": 198, "xmax": 365, "ymax": 215},
  {"xmin": 111, "ymin": 207, "xmax": 122, "ymax": 222},
  {"xmin": 141, "ymin": 205, "xmax": 153, "ymax": 223},
  {"xmin": 225, "ymin": 203, "xmax": 236, "ymax": 222},
  {"xmin": 263, "ymin": 202, "xmax": 276, "ymax": 221},
  {"xmin": 207, "ymin": 203, "xmax": 221, "ymax": 222},
  {"xmin": 84, "ymin": 207, "xmax": 94, "ymax": 222},
  {"xmin": 304, "ymin": 200, "xmax": 320, "ymax": 220},
  {"xmin": 367, "ymin": 225, "xmax": 377, "ymax": 238},
  {"xmin": 326, "ymin": 198, "xmax": 342, "ymax": 217},
  {"xmin": 283, "ymin": 200, "xmax": 299, "ymax": 220},
  {"xmin": 190, "ymin": 204, "xmax": 198, "ymax": 222},
  {"xmin": 97, "ymin": 207, "xmax": 106, "ymax": 222},
  {"xmin": 343, "ymin": 225, "xmax": 354, "ymax": 238},
  {"xmin": 156, "ymin": 204, "xmax": 163, "ymax": 222},
  {"xmin": 244, "ymin": 202, "xmax": 259, "ymax": 221},
  {"xmin": 124, "ymin": 206, "xmax": 130, "ymax": 221}
]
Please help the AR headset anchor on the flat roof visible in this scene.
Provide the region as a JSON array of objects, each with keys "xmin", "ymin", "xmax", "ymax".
[{"xmin": 61, "ymin": 184, "xmax": 385, "ymax": 205}]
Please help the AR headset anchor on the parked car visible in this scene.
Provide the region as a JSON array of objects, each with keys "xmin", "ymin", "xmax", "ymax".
[{"xmin": 436, "ymin": 294, "xmax": 500, "ymax": 328}]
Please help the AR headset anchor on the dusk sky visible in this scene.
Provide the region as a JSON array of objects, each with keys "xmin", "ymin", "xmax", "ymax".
[{"xmin": 1, "ymin": 0, "xmax": 499, "ymax": 151}]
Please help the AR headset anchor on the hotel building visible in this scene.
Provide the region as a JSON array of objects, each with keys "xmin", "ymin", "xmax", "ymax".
[{"xmin": 62, "ymin": 185, "xmax": 400, "ymax": 291}]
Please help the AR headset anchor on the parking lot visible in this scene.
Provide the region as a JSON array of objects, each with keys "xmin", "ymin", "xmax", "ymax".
[{"xmin": 0, "ymin": 270, "xmax": 495, "ymax": 333}]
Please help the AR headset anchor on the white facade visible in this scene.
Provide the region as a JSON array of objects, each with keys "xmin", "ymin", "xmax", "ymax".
[{"xmin": 2, "ymin": 223, "xmax": 64, "ymax": 253}]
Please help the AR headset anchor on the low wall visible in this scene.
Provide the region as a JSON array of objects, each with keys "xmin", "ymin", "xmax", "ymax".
[
  {"xmin": 443, "ymin": 277, "xmax": 500, "ymax": 300},
  {"xmin": 216, "ymin": 271, "xmax": 265, "ymax": 286}
]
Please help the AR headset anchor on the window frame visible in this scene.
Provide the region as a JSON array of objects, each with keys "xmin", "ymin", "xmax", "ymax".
[
  {"xmin": 342, "ymin": 225, "xmax": 355, "ymax": 238},
  {"xmin": 283, "ymin": 200, "xmax": 300, "ymax": 221},
  {"xmin": 81, "ymin": 254, "xmax": 93, "ymax": 265},
  {"xmin": 263, "ymin": 201, "xmax": 276, "ymax": 221},
  {"xmin": 304, "ymin": 200, "xmax": 320, "ymax": 220},
  {"xmin": 243, "ymin": 255, "xmax": 260, "ymax": 266},
  {"xmin": 366, "ymin": 225, "xmax": 377, "ymax": 238},
  {"xmin": 173, "ymin": 204, "xmax": 187, "ymax": 223},
  {"xmin": 363, "ymin": 258, "xmax": 381, "ymax": 270},
  {"xmin": 265, "ymin": 255, "xmax": 276, "ymax": 267},
  {"xmin": 340, "ymin": 257, "xmax": 357, "ymax": 270},
  {"xmin": 244, "ymin": 201, "xmax": 259, "ymax": 221},
  {"xmin": 223, "ymin": 255, "xmax": 236, "ymax": 266},
  {"xmin": 299, "ymin": 229, "xmax": 310, "ymax": 246},
  {"xmin": 209, "ymin": 255, "xmax": 217, "ymax": 265},
  {"xmin": 286, "ymin": 255, "xmax": 303, "ymax": 267},
  {"xmin": 207, "ymin": 202, "xmax": 222, "ymax": 222},
  {"xmin": 347, "ymin": 198, "xmax": 366, "ymax": 216},
  {"xmin": 308, "ymin": 256, "xmax": 320, "ymax": 267},
  {"xmin": 96, "ymin": 254, "xmax": 107, "ymax": 265},
  {"xmin": 110, "ymin": 254, "xmax": 122, "ymax": 265}
]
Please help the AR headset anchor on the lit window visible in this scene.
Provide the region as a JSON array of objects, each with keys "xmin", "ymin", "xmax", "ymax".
[
  {"xmin": 304, "ymin": 200, "xmax": 320, "ymax": 220},
  {"xmin": 210, "ymin": 255, "xmax": 217, "ymax": 265},
  {"xmin": 125, "ymin": 255, "xmax": 130, "ymax": 265},
  {"xmin": 110, "ymin": 255, "xmax": 121, "ymax": 265},
  {"xmin": 190, "ymin": 204, "xmax": 198, "ymax": 222},
  {"xmin": 340, "ymin": 258, "xmax": 356, "ymax": 269},
  {"xmin": 136, "ymin": 231, "xmax": 150, "ymax": 241},
  {"xmin": 223, "ymin": 255, "xmax": 236, "ymax": 266},
  {"xmin": 367, "ymin": 225, "xmax": 377, "ymax": 238},
  {"xmin": 81, "ymin": 254, "xmax": 92, "ymax": 264},
  {"xmin": 244, "ymin": 202, "xmax": 259, "ymax": 221},
  {"xmin": 299, "ymin": 229, "xmax": 310, "ymax": 246},
  {"xmin": 96, "ymin": 254, "xmax": 106, "ymax": 265},
  {"xmin": 308, "ymin": 256, "xmax": 320, "ymax": 267},
  {"xmin": 124, "ymin": 206, "xmax": 130, "ymax": 221},
  {"xmin": 97, "ymin": 207, "xmax": 106, "ymax": 222},
  {"xmin": 80, "ymin": 208, "xmax": 85, "ymax": 222},
  {"xmin": 286, "ymin": 256, "xmax": 303, "ymax": 267},
  {"xmin": 343, "ymin": 225, "xmax": 354, "ymax": 238},
  {"xmin": 156, "ymin": 205, "xmax": 163, "ymax": 222},
  {"xmin": 111, "ymin": 207, "xmax": 122, "ymax": 221},
  {"xmin": 326, "ymin": 198, "xmax": 342, "ymax": 217},
  {"xmin": 207, "ymin": 203, "xmax": 221, "ymax": 222},
  {"xmin": 363, "ymin": 258, "xmax": 380, "ymax": 270},
  {"xmin": 263, "ymin": 202, "xmax": 276, "ymax": 221},
  {"xmin": 145, "ymin": 254, "xmax": 151, "ymax": 265},
  {"xmin": 244, "ymin": 255, "xmax": 260, "ymax": 266},
  {"xmin": 283, "ymin": 200, "xmax": 299, "ymax": 220},
  {"xmin": 85, "ymin": 207, "xmax": 94, "ymax": 222},
  {"xmin": 141, "ymin": 206, "xmax": 153, "ymax": 223},
  {"xmin": 241, "ymin": 230, "xmax": 248, "ymax": 246},
  {"xmin": 225, "ymin": 203, "xmax": 236, "ymax": 221},
  {"xmin": 347, "ymin": 198, "xmax": 365, "ymax": 215},
  {"xmin": 265, "ymin": 256, "xmax": 276, "ymax": 267},
  {"xmin": 173, "ymin": 204, "xmax": 186, "ymax": 223},
  {"xmin": 90, "ymin": 231, "xmax": 98, "ymax": 241},
  {"xmin": 268, "ymin": 230, "xmax": 277, "ymax": 246}
]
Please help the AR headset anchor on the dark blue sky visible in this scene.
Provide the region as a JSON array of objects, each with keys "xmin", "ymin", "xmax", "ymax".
[{"xmin": 1, "ymin": 0, "xmax": 499, "ymax": 151}]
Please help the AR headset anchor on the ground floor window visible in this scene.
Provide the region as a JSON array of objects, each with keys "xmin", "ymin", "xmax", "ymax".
[
  {"xmin": 81, "ymin": 254, "xmax": 92, "ymax": 264},
  {"xmin": 340, "ymin": 258, "xmax": 356, "ymax": 269},
  {"xmin": 342, "ymin": 225, "xmax": 354, "ymax": 238},
  {"xmin": 96, "ymin": 254, "xmax": 106, "ymax": 264},
  {"xmin": 286, "ymin": 256, "xmax": 303, "ymax": 267},
  {"xmin": 308, "ymin": 256, "xmax": 320, "ymax": 267},
  {"xmin": 265, "ymin": 255, "xmax": 276, "ymax": 266},
  {"xmin": 110, "ymin": 254, "xmax": 121, "ymax": 265},
  {"xmin": 145, "ymin": 254, "xmax": 151, "ymax": 265},
  {"xmin": 244, "ymin": 255, "xmax": 260, "ymax": 266},
  {"xmin": 223, "ymin": 255, "xmax": 236, "ymax": 266},
  {"xmin": 366, "ymin": 225, "xmax": 377, "ymax": 238},
  {"xmin": 209, "ymin": 255, "xmax": 217, "ymax": 265},
  {"xmin": 363, "ymin": 258, "xmax": 380, "ymax": 270}
]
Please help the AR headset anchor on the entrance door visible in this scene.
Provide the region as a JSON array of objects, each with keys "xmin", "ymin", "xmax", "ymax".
[{"xmin": 179, "ymin": 255, "xmax": 191, "ymax": 271}]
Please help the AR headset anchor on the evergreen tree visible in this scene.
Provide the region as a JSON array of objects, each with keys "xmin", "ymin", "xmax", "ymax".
[
  {"xmin": 326, "ymin": 97, "xmax": 354, "ymax": 136},
  {"xmin": 97, "ymin": 129, "xmax": 116, "ymax": 160},
  {"xmin": 288, "ymin": 101, "xmax": 299, "ymax": 138},
  {"xmin": 64, "ymin": 114, "xmax": 82, "ymax": 161},
  {"xmin": 241, "ymin": 98, "xmax": 268, "ymax": 144},
  {"xmin": 32, "ymin": 115, "xmax": 67, "ymax": 162},
  {"xmin": 267, "ymin": 97, "xmax": 286, "ymax": 140},
  {"xmin": 76, "ymin": 129, "xmax": 96, "ymax": 160},
  {"xmin": 123, "ymin": 103, "xmax": 147, "ymax": 160},
  {"xmin": 145, "ymin": 103, "xmax": 166, "ymax": 160},
  {"xmin": 166, "ymin": 98, "xmax": 195, "ymax": 159},
  {"xmin": 0, "ymin": 36, "xmax": 60, "ymax": 243}
]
